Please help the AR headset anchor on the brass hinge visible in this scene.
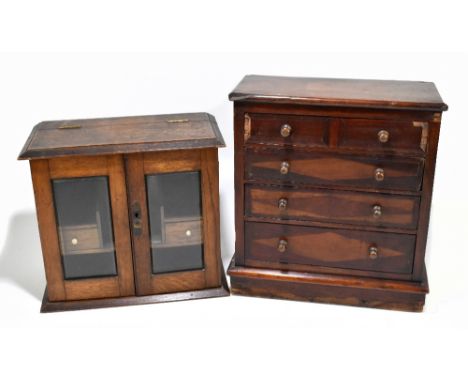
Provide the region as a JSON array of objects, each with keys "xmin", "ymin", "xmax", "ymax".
[
  {"xmin": 433, "ymin": 113, "xmax": 442, "ymax": 123},
  {"xmin": 413, "ymin": 121, "xmax": 429, "ymax": 151},
  {"xmin": 166, "ymin": 118, "xmax": 190, "ymax": 123},
  {"xmin": 244, "ymin": 113, "xmax": 251, "ymax": 141},
  {"xmin": 58, "ymin": 124, "xmax": 81, "ymax": 129}
]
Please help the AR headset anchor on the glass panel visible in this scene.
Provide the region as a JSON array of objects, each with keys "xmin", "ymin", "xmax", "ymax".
[
  {"xmin": 52, "ymin": 176, "xmax": 117, "ymax": 280},
  {"xmin": 146, "ymin": 171, "xmax": 204, "ymax": 274}
]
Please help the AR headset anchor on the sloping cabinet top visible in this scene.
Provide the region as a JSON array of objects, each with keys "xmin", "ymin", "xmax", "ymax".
[{"xmin": 18, "ymin": 113, "xmax": 225, "ymax": 160}]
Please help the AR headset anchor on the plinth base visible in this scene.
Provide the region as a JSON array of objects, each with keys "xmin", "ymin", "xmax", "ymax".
[{"xmin": 228, "ymin": 255, "xmax": 428, "ymax": 312}]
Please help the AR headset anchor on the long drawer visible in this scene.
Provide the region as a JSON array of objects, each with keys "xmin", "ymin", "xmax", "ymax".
[
  {"xmin": 245, "ymin": 148, "xmax": 424, "ymax": 192},
  {"xmin": 245, "ymin": 185, "xmax": 420, "ymax": 229},
  {"xmin": 245, "ymin": 221, "xmax": 416, "ymax": 274}
]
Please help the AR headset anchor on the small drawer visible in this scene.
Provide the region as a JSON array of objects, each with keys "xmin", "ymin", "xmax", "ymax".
[
  {"xmin": 245, "ymin": 148, "xmax": 424, "ymax": 192},
  {"xmin": 245, "ymin": 185, "xmax": 420, "ymax": 229},
  {"xmin": 163, "ymin": 218, "xmax": 203, "ymax": 246},
  {"xmin": 245, "ymin": 222, "xmax": 415, "ymax": 274},
  {"xmin": 338, "ymin": 118, "xmax": 426, "ymax": 154},
  {"xmin": 59, "ymin": 224, "xmax": 102, "ymax": 254},
  {"xmin": 245, "ymin": 113, "xmax": 329, "ymax": 147}
]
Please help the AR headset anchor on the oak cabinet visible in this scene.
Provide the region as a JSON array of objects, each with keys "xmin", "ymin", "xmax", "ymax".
[
  {"xmin": 228, "ymin": 75, "xmax": 447, "ymax": 311},
  {"xmin": 19, "ymin": 113, "xmax": 228, "ymax": 312}
]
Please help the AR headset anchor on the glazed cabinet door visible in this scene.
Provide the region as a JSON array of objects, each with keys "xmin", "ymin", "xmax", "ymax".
[
  {"xmin": 30, "ymin": 156, "xmax": 135, "ymax": 301},
  {"xmin": 126, "ymin": 149, "xmax": 221, "ymax": 295}
]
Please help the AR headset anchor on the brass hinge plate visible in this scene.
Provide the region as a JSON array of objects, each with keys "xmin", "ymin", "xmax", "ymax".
[
  {"xmin": 413, "ymin": 121, "xmax": 429, "ymax": 151},
  {"xmin": 244, "ymin": 113, "xmax": 251, "ymax": 141},
  {"xmin": 58, "ymin": 124, "xmax": 82, "ymax": 129},
  {"xmin": 166, "ymin": 119, "xmax": 190, "ymax": 123}
]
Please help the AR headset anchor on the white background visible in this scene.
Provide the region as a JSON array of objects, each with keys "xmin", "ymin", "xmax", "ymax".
[{"xmin": 1, "ymin": 1, "xmax": 467, "ymax": 381}]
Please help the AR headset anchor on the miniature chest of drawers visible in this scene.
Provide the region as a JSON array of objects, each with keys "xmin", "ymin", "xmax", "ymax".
[
  {"xmin": 227, "ymin": 75, "xmax": 447, "ymax": 311},
  {"xmin": 19, "ymin": 113, "xmax": 228, "ymax": 312}
]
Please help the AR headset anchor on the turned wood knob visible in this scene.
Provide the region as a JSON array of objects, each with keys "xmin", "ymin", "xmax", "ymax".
[
  {"xmin": 368, "ymin": 246, "xmax": 378, "ymax": 259},
  {"xmin": 373, "ymin": 204, "xmax": 382, "ymax": 218},
  {"xmin": 277, "ymin": 239, "xmax": 288, "ymax": 253},
  {"xmin": 378, "ymin": 130, "xmax": 390, "ymax": 143},
  {"xmin": 278, "ymin": 198, "xmax": 288, "ymax": 210},
  {"xmin": 280, "ymin": 161, "xmax": 290, "ymax": 175},
  {"xmin": 374, "ymin": 168, "xmax": 385, "ymax": 181},
  {"xmin": 280, "ymin": 124, "xmax": 292, "ymax": 137}
]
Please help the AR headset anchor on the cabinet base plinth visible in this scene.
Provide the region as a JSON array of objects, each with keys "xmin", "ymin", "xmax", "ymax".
[
  {"xmin": 40, "ymin": 271, "xmax": 229, "ymax": 313},
  {"xmin": 227, "ymin": 256, "xmax": 428, "ymax": 312}
]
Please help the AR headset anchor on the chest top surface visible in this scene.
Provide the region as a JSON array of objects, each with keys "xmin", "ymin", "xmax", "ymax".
[
  {"xmin": 18, "ymin": 112, "xmax": 225, "ymax": 160},
  {"xmin": 229, "ymin": 75, "xmax": 447, "ymax": 112}
]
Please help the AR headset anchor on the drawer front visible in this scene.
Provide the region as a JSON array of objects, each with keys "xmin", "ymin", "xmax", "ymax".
[
  {"xmin": 60, "ymin": 224, "xmax": 102, "ymax": 254},
  {"xmin": 245, "ymin": 149, "xmax": 424, "ymax": 191},
  {"xmin": 164, "ymin": 218, "xmax": 203, "ymax": 245},
  {"xmin": 245, "ymin": 222, "xmax": 415, "ymax": 274},
  {"xmin": 246, "ymin": 185, "xmax": 420, "ymax": 229},
  {"xmin": 339, "ymin": 118, "xmax": 425, "ymax": 154},
  {"xmin": 245, "ymin": 113, "xmax": 329, "ymax": 147}
]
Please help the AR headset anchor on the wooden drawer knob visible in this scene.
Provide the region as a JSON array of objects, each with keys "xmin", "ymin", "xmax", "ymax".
[
  {"xmin": 368, "ymin": 246, "xmax": 378, "ymax": 259},
  {"xmin": 277, "ymin": 239, "xmax": 288, "ymax": 253},
  {"xmin": 374, "ymin": 168, "xmax": 385, "ymax": 181},
  {"xmin": 378, "ymin": 130, "xmax": 389, "ymax": 143},
  {"xmin": 280, "ymin": 161, "xmax": 290, "ymax": 175},
  {"xmin": 278, "ymin": 198, "xmax": 288, "ymax": 210},
  {"xmin": 372, "ymin": 204, "xmax": 382, "ymax": 218},
  {"xmin": 280, "ymin": 124, "xmax": 292, "ymax": 137}
]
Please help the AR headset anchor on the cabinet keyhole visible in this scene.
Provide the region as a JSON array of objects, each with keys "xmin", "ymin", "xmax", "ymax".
[{"xmin": 132, "ymin": 202, "xmax": 142, "ymax": 233}]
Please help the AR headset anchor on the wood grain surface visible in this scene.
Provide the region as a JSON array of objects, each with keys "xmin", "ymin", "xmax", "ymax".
[
  {"xmin": 245, "ymin": 148, "xmax": 424, "ymax": 191},
  {"xmin": 229, "ymin": 75, "xmax": 448, "ymax": 111},
  {"xmin": 244, "ymin": 221, "xmax": 415, "ymax": 274},
  {"xmin": 18, "ymin": 113, "xmax": 225, "ymax": 160},
  {"xmin": 246, "ymin": 185, "xmax": 420, "ymax": 229}
]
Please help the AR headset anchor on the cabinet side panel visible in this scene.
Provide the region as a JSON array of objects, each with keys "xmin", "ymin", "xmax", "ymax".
[
  {"xmin": 201, "ymin": 148, "xmax": 222, "ymax": 287},
  {"xmin": 234, "ymin": 104, "xmax": 247, "ymax": 265},
  {"xmin": 413, "ymin": 118, "xmax": 441, "ymax": 280}
]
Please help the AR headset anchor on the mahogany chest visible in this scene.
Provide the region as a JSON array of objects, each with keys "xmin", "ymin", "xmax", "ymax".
[
  {"xmin": 227, "ymin": 75, "xmax": 447, "ymax": 311},
  {"xmin": 19, "ymin": 113, "xmax": 228, "ymax": 312}
]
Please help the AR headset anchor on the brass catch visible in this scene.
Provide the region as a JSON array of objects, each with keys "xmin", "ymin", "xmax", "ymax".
[{"xmin": 166, "ymin": 119, "xmax": 190, "ymax": 123}]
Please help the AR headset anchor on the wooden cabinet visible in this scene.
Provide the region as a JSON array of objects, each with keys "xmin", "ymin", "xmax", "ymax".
[
  {"xmin": 19, "ymin": 113, "xmax": 228, "ymax": 312},
  {"xmin": 228, "ymin": 75, "xmax": 447, "ymax": 312}
]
